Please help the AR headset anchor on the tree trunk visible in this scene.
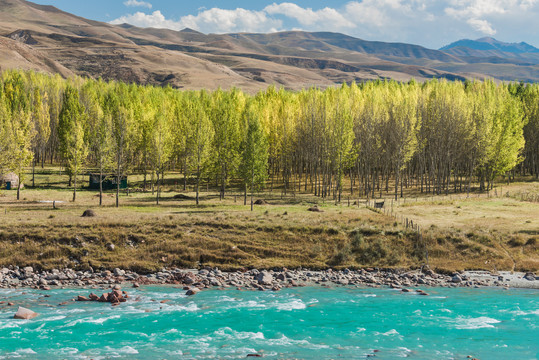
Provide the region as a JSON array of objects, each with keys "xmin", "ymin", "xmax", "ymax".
[
  {"xmin": 195, "ymin": 165, "xmax": 200, "ymax": 206},
  {"xmin": 116, "ymin": 162, "xmax": 120, "ymax": 208},
  {"xmin": 16, "ymin": 176, "xmax": 21, "ymax": 201},
  {"xmin": 251, "ymin": 169, "xmax": 254, "ymax": 211},
  {"xmin": 156, "ymin": 171, "xmax": 160, "ymax": 205},
  {"xmin": 32, "ymin": 158, "xmax": 35, "ymax": 188},
  {"xmin": 99, "ymin": 166, "xmax": 103, "ymax": 206},
  {"xmin": 73, "ymin": 174, "xmax": 77, "ymax": 202}
]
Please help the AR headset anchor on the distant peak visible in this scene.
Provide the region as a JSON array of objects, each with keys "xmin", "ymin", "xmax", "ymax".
[
  {"xmin": 441, "ymin": 38, "xmax": 539, "ymax": 54},
  {"xmin": 180, "ymin": 28, "xmax": 203, "ymax": 35}
]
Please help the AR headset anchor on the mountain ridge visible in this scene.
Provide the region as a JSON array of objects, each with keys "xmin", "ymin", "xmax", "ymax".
[{"xmin": 0, "ymin": 0, "xmax": 538, "ymax": 90}]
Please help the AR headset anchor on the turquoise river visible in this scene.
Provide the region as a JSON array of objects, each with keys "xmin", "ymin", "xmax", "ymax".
[{"xmin": 0, "ymin": 286, "xmax": 537, "ymax": 359}]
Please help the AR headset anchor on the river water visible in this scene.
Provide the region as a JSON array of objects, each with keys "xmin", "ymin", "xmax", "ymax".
[{"xmin": 0, "ymin": 286, "xmax": 537, "ymax": 359}]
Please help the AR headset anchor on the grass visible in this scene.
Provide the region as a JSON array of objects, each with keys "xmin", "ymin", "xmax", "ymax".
[{"xmin": 0, "ymin": 166, "xmax": 537, "ymax": 273}]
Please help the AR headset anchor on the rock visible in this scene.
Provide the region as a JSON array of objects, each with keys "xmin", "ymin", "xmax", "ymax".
[
  {"xmin": 23, "ymin": 266, "xmax": 33, "ymax": 274},
  {"xmin": 99, "ymin": 293, "xmax": 110, "ymax": 302},
  {"xmin": 38, "ymin": 278, "xmax": 48, "ymax": 286},
  {"xmin": 89, "ymin": 293, "xmax": 99, "ymax": 301},
  {"xmin": 247, "ymin": 354, "xmax": 262, "ymax": 358},
  {"xmin": 7, "ymin": 302, "xmax": 14, "ymax": 306},
  {"xmin": 451, "ymin": 275, "xmax": 462, "ymax": 283},
  {"xmin": 113, "ymin": 268, "xmax": 125, "ymax": 277},
  {"xmin": 254, "ymin": 199, "xmax": 267, "ymax": 205},
  {"xmin": 77, "ymin": 296, "xmax": 90, "ymax": 301},
  {"xmin": 307, "ymin": 205, "xmax": 323, "ymax": 212},
  {"xmin": 133, "ymin": 282, "xmax": 140, "ymax": 288},
  {"xmin": 524, "ymin": 272, "xmax": 536, "ymax": 281},
  {"xmin": 107, "ymin": 243, "xmax": 115, "ymax": 251},
  {"xmin": 81, "ymin": 209, "xmax": 97, "ymax": 217},
  {"xmin": 401, "ymin": 288, "xmax": 412, "ymax": 293},
  {"xmin": 14, "ymin": 307, "xmax": 38, "ymax": 320},
  {"xmin": 276, "ymin": 273, "xmax": 286, "ymax": 281},
  {"xmin": 186, "ymin": 288, "xmax": 200, "ymax": 296},
  {"xmin": 256, "ymin": 271, "xmax": 273, "ymax": 285}
]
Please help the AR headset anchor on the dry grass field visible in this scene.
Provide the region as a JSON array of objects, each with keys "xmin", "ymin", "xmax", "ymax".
[{"xmin": 0, "ymin": 167, "xmax": 537, "ymax": 273}]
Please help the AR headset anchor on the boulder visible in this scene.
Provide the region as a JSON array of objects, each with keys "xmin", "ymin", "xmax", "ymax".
[
  {"xmin": 524, "ymin": 272, "xmax": 536, "ymax": 281},
  {"xmin": 254, "ymin": 199, "xmax": 267, "ymax": 205},
  {"xmin": 451, "ymin": 275, "xmax": 462, "ymax": 283},
  {"xmin": 256, "ymin": 271, "xmax": 273, "ymax": 285},
  {"xmin": 14, "ymin": 307, "xmax": 38, "ymax": 320},
  {"xmin": 77, "ymin": 296, "xmax": 90, "ymax": 301},
  {"xmin": 81, "ymin": 209, "xmax": 97, "ymax": 217},
  {"xmin": 113, "ymin": 268, "xmax": 125, "ymax": 277},
  {"xmin": 186, "ymin": 288, "xmax": 200, "ymax": 296}
]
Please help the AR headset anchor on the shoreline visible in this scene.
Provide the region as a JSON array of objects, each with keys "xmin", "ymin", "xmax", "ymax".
[{"xmin": 1, "ymin": 266, "xmax": 538, "ymax": 293}]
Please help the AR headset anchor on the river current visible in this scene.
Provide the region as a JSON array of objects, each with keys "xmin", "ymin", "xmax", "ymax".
[{"xmin": 0, "ymin": 286, "xmax": 537, "ymax": 359}]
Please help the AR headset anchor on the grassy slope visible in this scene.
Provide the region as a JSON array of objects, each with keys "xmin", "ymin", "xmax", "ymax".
[{"xmin": 0, "ymin": 167, "xmax": 537, "ymax": 273}]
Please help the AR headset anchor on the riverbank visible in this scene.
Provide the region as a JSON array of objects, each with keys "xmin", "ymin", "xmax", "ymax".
[{"xmin": 1, "ymin": 266, "xmax": 537, "ymax": 292}]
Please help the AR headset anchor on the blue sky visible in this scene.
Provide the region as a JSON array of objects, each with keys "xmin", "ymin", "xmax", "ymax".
[{"xmin": 31, "ymin": 0, "xmax": 539, "ymax": 49}]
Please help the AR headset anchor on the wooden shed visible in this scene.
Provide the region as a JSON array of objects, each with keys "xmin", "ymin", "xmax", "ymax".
[
  {"xmin": 88, "ymin": 174, "xmax": 127, "ymax": 190},
  {"xmin": 0, "ymin": 172, "xmax": 22, "ymax": 190}
]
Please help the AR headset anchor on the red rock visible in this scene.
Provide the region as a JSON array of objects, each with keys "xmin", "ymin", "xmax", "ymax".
[
  {"xmin": 7, "ymin": 302, "xmax": 14, "ymax": 306},
  {"xmin": 186, "ymin": 288, "xmax": 200, "ymax": 296},
  {"xmin": 99, "ymin": 293, "xmax": 109, "ymax": 302},
  {"xmin": 133, "ymin": 283, "xmax": 140, "ymax": 288},
  {"xmin": 14, "ymin": 307, "xmax": 38, "ymax": 320},
  {"xmin": 89, "ymin": 293, "xmax": 99, "ymax": 301},
  {"xmin": 77, "ymin": 296, "xmax": 90, "ymax": 301}
]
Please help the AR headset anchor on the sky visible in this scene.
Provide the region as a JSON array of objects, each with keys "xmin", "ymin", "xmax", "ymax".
[{"xmin": 30, "ymin": 0, "xmax": 539, "ymax": 49}]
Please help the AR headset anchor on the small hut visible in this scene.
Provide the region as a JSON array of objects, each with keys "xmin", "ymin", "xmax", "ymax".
[
  {"xmin": 0, "ymin": 172, "xmax": 22, "ymax": 190},
  {"xmin": 88, "ymin": 174, "xmax": 127, "ymax": 190}
]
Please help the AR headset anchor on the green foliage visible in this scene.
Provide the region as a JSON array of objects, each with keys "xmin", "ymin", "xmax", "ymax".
[
  {"xmin": 58, "ymin": 85, "xmax": 88, "ymax": 200},
  {"xmin": 0, "ymin": 69, "xmax": 536, "ymax": 205}
]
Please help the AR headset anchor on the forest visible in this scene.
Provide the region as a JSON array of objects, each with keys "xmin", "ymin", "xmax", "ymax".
[{"xmin": 0, "ymin": 69, "xmax": 538, "ymax": 208}]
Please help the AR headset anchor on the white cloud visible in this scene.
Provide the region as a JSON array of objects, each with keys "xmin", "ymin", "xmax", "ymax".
[
  {"xmin": 111, "ymin": 8, "xmax": 281, "ymax": 34},
  {"xmin": 444, "ymin": 0, "xmax": 538, "ymax": 36},
  {"xmin": 110, "ymin": 1, "xmax": 539, "ymax": 48},
  {"xmin": 466, "ymin": 18, "xmax": 496, "ymax": 35},
  {"xmin": 264, "ymin": 3, "xmax": 354, "ymax": 29},
  {"xmin": 123, "ymin": 0, "xmax": 152, "ymax": 9}
]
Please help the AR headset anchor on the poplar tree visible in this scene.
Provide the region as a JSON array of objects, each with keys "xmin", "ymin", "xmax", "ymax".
[
  {"xmin": 58, "ymin": 85, "xmax": 88, "ymax": 202},
  {"xmin": 31, "ymin": 87, "xmax": 50, "ymax": 187},
  {"xmin": 185, "ymin": 91, "xmax": 214, "ymax": 205},
  {"xmin": 240, "ymin": 102, "xmax": 268, "ymax": 211}
]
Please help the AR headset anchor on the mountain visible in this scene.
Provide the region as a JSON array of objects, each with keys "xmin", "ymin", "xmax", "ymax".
[
  {"xmin": 441, "ymin": 37, "xmax": 539, "ymax": 54},
  {"xmin": 0, "ymin": 0, "xmax": 538, "ymax": 90}
]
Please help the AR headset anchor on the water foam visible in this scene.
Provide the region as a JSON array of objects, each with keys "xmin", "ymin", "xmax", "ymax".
[
  {"xmin": 65, "ymin": 315, "xmax": 121, "ymax": 327},
  {"xmin": 276, "ymin": 299, "xmax": 306, "ymax": 311},
  {"xmin": 454, "ymin": 316, "xmax": 501, "ymax": 329}
]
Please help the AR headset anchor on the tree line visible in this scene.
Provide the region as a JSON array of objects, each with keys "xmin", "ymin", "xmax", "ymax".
[{"xmin": 0, "ymin": 70, "xmax": 537, "ymax": 206}]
